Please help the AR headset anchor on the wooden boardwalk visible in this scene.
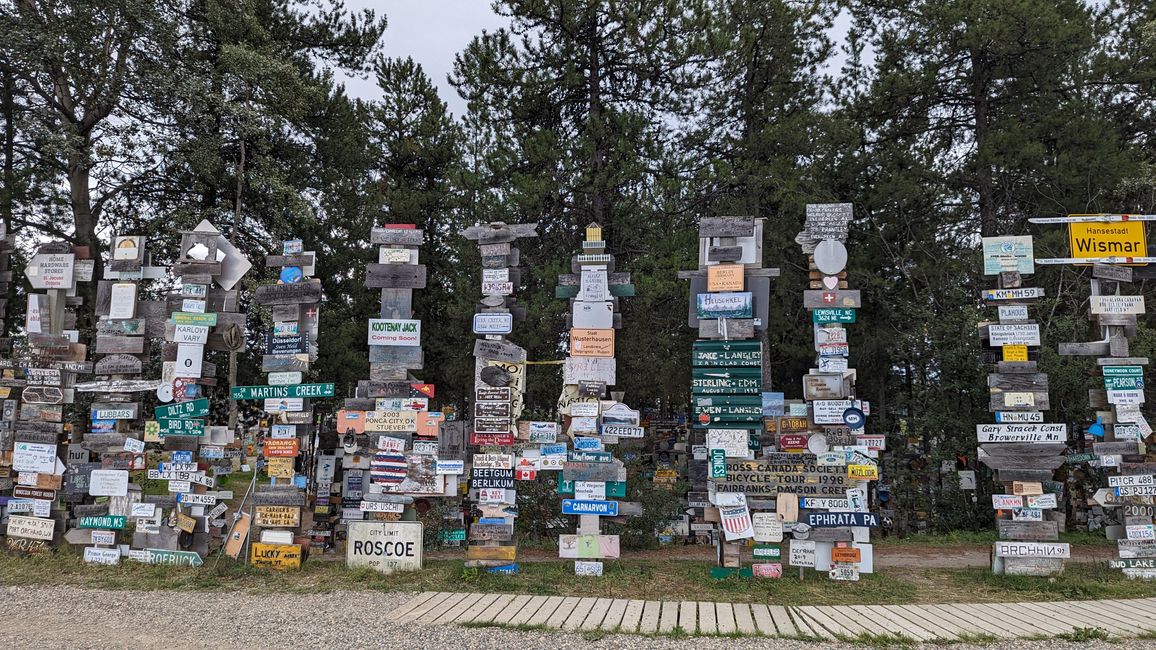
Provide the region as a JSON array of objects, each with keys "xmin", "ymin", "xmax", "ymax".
[{"xmin": 388, "ymin": 592, "xmax": 1156, "ymax": 640}]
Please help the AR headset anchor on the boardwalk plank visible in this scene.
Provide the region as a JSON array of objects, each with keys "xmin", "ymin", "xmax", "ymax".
[
  {"xmin": 452, "ymin": 593, "xmax": 502, "ymax": 624},
  {"xmin": 423, "ymin": 593, "xmax": 471, "ymax": 624},
  {"xmin": 733, "ymin": 603, "xmax": 757, "ymax": 635},
  {"xmin": 600, "ymin": 599, "xmax": 629, "ymax": 631},
  {"xmin": 855, "ymin": 605, "xmax": 936, "ymax": 641},
  {"xmin": 657, "ymin": 601, "xmax": 678, "ymax": 633},
  {"xmin": 544, "ymin": 596, "xmax": 581, "ymax": 629},
  {"xmin": 506, "ymin": 595, "xmax": 551, "ymax": 626},
  {"xmin": 562, "ymin": 597, "xmax": 597, "ymax": 630},
  {"xmin": 678, "ymin": 601, "xmax": 697, "ymax": 634},
  {"xmin": 698, "ymin": 601, "xmax": 718, "ymax": 635},
  {"xmin": 492, "ymin": 594, "xmax": 534, "ymax": 625},
  {"xmin": 387, "ymin": 592, "xmax": 439, "ymax": 621},
  {"xmin": 397, "ymin": 592, "xmax": 454, "ymax": 624},
  {"xmin": 474, "ymin": 594, "xmax": 516, "ymax": 624},
  {"xmin": 750, "ymin": 604, "xmax": 777, "ymax": 636},
  {"xmin": 620, "ymin": 600, "xmax": 647, "ymax": 633},
  {"xmin": 580, "ymin": 598, "xmax": 613, "ymax": 631},
  {"xmin": 768, "ymin": 605, "xmax": 796, "ymax": 636}
]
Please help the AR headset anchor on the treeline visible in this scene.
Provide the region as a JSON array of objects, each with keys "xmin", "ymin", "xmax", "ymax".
[{"xmin": 3, "ymin": 1, "xmax": 1155, "ymax": 530}]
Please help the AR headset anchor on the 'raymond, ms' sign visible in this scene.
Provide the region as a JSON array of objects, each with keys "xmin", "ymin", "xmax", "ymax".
[{"xmin": 345, "ymin": 521, "xmax": 423, "ymax": 575}]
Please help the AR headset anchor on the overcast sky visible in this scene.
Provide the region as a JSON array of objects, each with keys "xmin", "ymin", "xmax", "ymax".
[{"xmin": 336, "ymin": 1, "xmax": 508, "ymax": 116}]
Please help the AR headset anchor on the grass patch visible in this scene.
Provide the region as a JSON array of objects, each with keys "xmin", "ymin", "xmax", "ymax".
[
  {"xmin": 1, "ymin": 550, "xmax": 1153, "ymax": 605},
  {"xmin": 1057, "ymin": 627, "xmax": 1111, "ymax": 642},
  {"xmin": 836, "ymin": 631, "xmax": 917, "ymax": 648},
  {"xmin": 874, "ymin": 530, "xmax": 1115, "ymax": 548}
]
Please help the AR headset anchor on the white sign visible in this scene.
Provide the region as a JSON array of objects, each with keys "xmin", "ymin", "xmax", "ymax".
[
  {"xmin": 993, "ymin": 542, "xmax": 1071, "ymax": 559},
  {"xmin": 998, "ymin": 305, "xmax": 1029, "ymax": 321},
  {"xmin": 6, "ymin": 515, "xmax": 55, "ymax": 540},
  {"xmin": 1090, "ymin": 295, "xmax": 1145, "ymax": 315},
  {"xmin": 976, "ymin": 423, "xmax": 1066, "ymax": 443},
  {"xmin": 25, "ymin": 253, "xmax": 75, "ymax": 289},
  {"xmin": 481, "ymin": 281, "xmax": 514, "ymax": 296},
  {"xmin": 268, "ymin": 371, "xmax": 303, "ymax": 386},
  {"xmin": 752, "ymin": 512, "xmax": 783, "ymax": 543},
  {"xmin": 379, "ymin": 248, "xmax": 416, "ymax": 264},
  {"xmin": 83, "ymin": 547, "xmax": 121, "ymax": 565},
  {"xmin": 123, "ymin": 438, "xmax": 145, "ymax": 453},
  {"xmin": 563, "ymin": 357, "xmax": 616, "ymax": 385},
  {"xmin": 1108, "ymin": 390, "xmax": 1145, "ymax": 405},
  {"xmin": 1126, "ymin": 525, "xmax": 1156, "ymax": 540},
  {"xmin": 264, "ymin": 397, "xmax": 305, "ymax": 413},
  {"xmin": 13, "ymin": 442, "xmax": 58, "ymax": 473},
  {"xmin": 579, "ymin": 268, "xmax": 609, "ymax": 302},
  {"xmin": 270, "ymin": 424, "xmax": 297, "ymax": 439},
  {"xmin": 1109, "ymin": 475, "xmax": 1154, "ymax": 487},
  {"xmin": 789, "ymin": 539, "xmax": 817, "ymax": 567},
  {"xmin": 109, "ymin": 283, "xmax": 138, "ymax": 319},
  {"xmin": 89, "ymin": 469, "xmax": 130, "ymax": 497},
  {"xmin": 90, "ymin": 530, "xmax": 117, "ymax": 545},
  {"xmin": 707, "ymin": 429, "xmax": 749, "ymax": 458},
  {"xmin": 131, "ymin": 503, "xmax": 157, "ymax": 518},
  {"xmin": 572, "ymin": 301, "xmax": 614, "ymax": 329},
  {"xmin": 359, "ymin": 501, "xmax": 405, "ymax": 513},
  {"xmin": 482, "ymin": 269, "xmax": 509, "ymax": 283},
  {"xmin": 812, "ymin": 400, "xmax": 853, "ymax": 425},
  {"xmin": 368, "ymin": 319, "xmax": 422, "ymax": 346},
  {"xmin": 992, "ymin": 494, "xmax": 1023, "ymax": 509},
  {"xmin": 574, "ymin": 560, "xmax": 604, "ymax": 576},
  {"xmin": 988, "ymin": 323, "xmax": 1041, "ymax": 347},
  {"xmin": 472, "ymin": 313, "xmax": 513, "ymax": 335},
  {"xmin": 173, "ymin": 324, "xmax": 210, "ymax": 345},
  {"xmin": 575, "ymin": 481, "xmax": 606, "ymax": 501},
  {"xmin": 818, "ymin": 357, "xmax": 848, "ymax": 373},
  {"xmin": 345, "ymin": 521, "xmax": 423, "ymax": 574},
  {"xmin": 1025, "ymin": 493, "xmax": 1057, "ymax": 509},
  {"xmin": 175, "ymin": 343, "xmax": 204, "ymax": 378}
]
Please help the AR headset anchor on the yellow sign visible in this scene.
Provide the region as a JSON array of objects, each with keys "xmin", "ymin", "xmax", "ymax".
[
  {"xmin": 707, "ymin": 264, "xmax": 745, "ymax": 291},
  {"xmin": 466, "ymin": 545, "xmax": 517, "ymax": 561},
  {"xmin": 176, "ymin": 513, "xmax": 197, "ymax": 533},
  {"xmin": 1002, "ymin": 345, "xmax": 1028, "ymax": 362},
  {"xmin": 254, "ymin": 505, "xmax": 301, "ymax": 528},
  {"xmin": 1068, "ymin": 221, "xmax": 1147, "ymax": 263},
  {"xmin": 144, "ymin": 420, "xmax": 161, "ymax": 443},
  {"xmin": 250, "ymin": 542, "xmax": 302, "ymax": 570},
  {"xmin": 847, "ymin": 464, "xmax": 879, "ymax": 480},
  {"xmin": 265, "ymin": 457, "xmax": 295, "ymax": 479}
]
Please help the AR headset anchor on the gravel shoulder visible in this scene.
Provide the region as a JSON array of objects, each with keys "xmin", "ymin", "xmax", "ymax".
[{"xmin": 0, "ymin": 585, "xmax": 1150, "ymax": 649}]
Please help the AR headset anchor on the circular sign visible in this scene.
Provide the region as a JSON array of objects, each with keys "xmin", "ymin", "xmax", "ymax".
[
  {"xmin": 807, "ymin": 433, "xmax": 829, "ymax": 454},
  {"xmin": 814, "ymin": 239, "xmax": 848, "ymax": 275},
  {"xmin": 279, "ymin": 266, "xmax": 303, "ymax": 284},
  {"xmin": 698, "ymin": 412, "xmax": 710, "ymax": 425},
  {"xmin": 842, "ymin": 407, "xmax": 866, "ymax": 429},
  {"xmin": 155, "ymin": 383, "xmax": 174, "ymax": 403}
]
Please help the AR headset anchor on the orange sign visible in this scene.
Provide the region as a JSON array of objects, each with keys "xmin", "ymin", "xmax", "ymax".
[
  {"xmin": 831, "ymin": 547, "xmax": 861, "ymax": 563},
  {"xmin": 263, "ymin": 438, "xmax": 299, "ymax": 458},
  {"xmin": 570, "ymin": 329, "xmax": 615, "ymax": 357},
  {"xmin": 416, "ymin": 411, "xmax": 444, "ymax": 438},
  {"xmin": 224, "ymin": 512, "xmax": 250, "ymax": 559},
  {"xmin": 707, "ymin": 264, "xmax": 745, "ymax": 291},
  {"xmin": 336, "ymin": 409, "xmax": 366, "ymax": 434}
]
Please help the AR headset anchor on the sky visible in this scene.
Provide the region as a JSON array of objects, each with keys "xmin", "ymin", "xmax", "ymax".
[{"xmin": 336, "ymin": 1, "xmax": 509, "ymax": 116}]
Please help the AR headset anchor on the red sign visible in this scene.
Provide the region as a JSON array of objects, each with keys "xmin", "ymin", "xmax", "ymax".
[
  {"xmin": 410, "ymin": 383, "xmax": 435, "ymax": 398},
  {"xmin": 778, "ymin": 434, "xmax": 809, "ymax": 450},
  {"xmin": 470, "ymin": 432, "xmax": 515, "ymax": 446},
  {"xmin": 263, "ymin": 438, "xmax": 300, "ymax": 458},
  {"xmin": 752, "ymin": 563, "xmax": 782, "ymax": 578},
  {"xmin": 822, "ymin": 292, "xmax": 836, "ymax": 305}
]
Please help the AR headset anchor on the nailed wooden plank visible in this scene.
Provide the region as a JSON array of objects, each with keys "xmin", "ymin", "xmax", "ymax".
[
  {"xmin": 265, "ymin": 253, "xmax": 315, "ymax": 267},
  {"xmin": 384, "ymin": 592, "xmax": 439, "ymax": 622},
  {"xmin": 423, "ymin": 593, "xmax": 471, "ymax": 623},
  {"xmin": 933, "ymin": 603, "xmax": 1015, "ymax": 638},
  {"xmin": 544, "ymin": 596, "xmax": 581, "ymax": 629},
  {"xmin": 996, "ymin": 519, "xmax": 1060, "ymax": 541},
  {"xmin": 619, "ymin": 599, "xmax": 646, "ymax": 633},
  {"xmin": 700, "ymin": 216, "xmax": 755, "ymax": 238},
  {"xmin": 987, "ymin": 373, "xmax": 1048, "ymax": 390},
  {"xmin": 562, "ymin": 597, "xmax": 597, "ymax": 630},
  {"xmin": 858, "ymin": 605, "xmax": 937, "ymax": 641},
  {"xmin": 979, "ymin": 454, "xmax": 1064, "ymax": 470},
  {"xmin": 520, "ymin": 594, "xmax": 564, "ymax": 626},
  {"xmin": 785, "ymin": 607, "xmax": 822, "ymax": 638},
  {"xmin": 842, "ymin": 606, "xmax": 897, "ymax": 636},
  {"xmin": 805, "ymin": 605, "xmax": 870, "ymax": 636},
  {"xmin": 505, "ymin": 595, "xmax": 550, "ymax": 626},
  {"xmin": 751, "ymin": 603, "xmax": 780, "ymax": 636},
  {"xmin": 794, "ymin": 606, "xmax": 845, "ymax": 638},
  {"xmin": 492, "ymin": 594, "xmax": 534, "ymax": 625},
  {"xmin": 893, "ymin": 604, "xmax": 969, "ymax": 639},
  {"xmin": 396, "ymin": 592, "xmax": 454, "ymax": 624},
  {"xmin": 452, "ymin": 593, "xmax": 501, "ymax": 624},
  {"xmin": 371, "ymin": 227, "xmax": 424, "ymax": 245},
  {"xmin": 699, "ymin": 318, "xmax": 755, "ymax": 339},
  {"xmin": 580, "ymin": 598, "xmax": 614, "ymax": 631},
  {"xmin": 995, "ymin": 469, "xmax": 1055, "ymax": 483},
  {"xmin": 640, "ymin": 601, "xmax": 663, "ymax": 634},
  {"xmin": 731, "ymin": 603, "xmax": 756, "ymax": 635},
  {"xmin": 253, "ymin": 280, "xmax": 322, "ymax": 305},
  {"xmin": 599, "ymin": 598, "xmax": 629, "ymax": 631},
  {"xmin": 678, "ymin": 601, "xmax": 697, "ymax": 634},
  {"xmin": 715, "ymin": 602, "xmax": 736, "ymax": 635},
  {"xmin": 474, "ymin": 594, "xmax": 516, "ymax": 624},
  {"xmin": 996, "ymin": 361, "xmax": 1039, "ymax": 374},
  {"xmin": 365, "ymin": 263, "xmax": 427, "ymax": 289},
  {"xmin": 1059, "ymin": 341, "xmax": 1110, "ymax": 356},
  {"xmin": 433, "ymin": 592, "xmax": 484, "ymax": 624},
  {"xmin": 988, "ymin": 393, "xmax": 1050, "ymax": 411},
  {"xmin": 980, "ymin": 443, "xmax": 1066, "ymax": 456},
  {"xmin": 94, "ymin": 335, "xmax": 146, "ymax": 354}
]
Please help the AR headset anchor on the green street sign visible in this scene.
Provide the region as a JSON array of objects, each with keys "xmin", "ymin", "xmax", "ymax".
[
  {"xmin": 230, "ymin": 383, "xmax": 335, "ymax": 401},
  {"xmin": 1105, "ymin": 376, "xmax": 1145, "ymax": 390},
  {"xmin": 1103, "ymin": 366, "xmax": 1144, "ymax": 378},
  {"xmin": 158, "ymin": 418, "xmax": 204, "ymax": 436},
  {"xmin": 812, "ymin": 308, "xmax": 856, "ymax": 324},
  {"xmin": 172, "ymin": 312, "xmax": 218, "ymax": 327},
  {"xmin": 79, "ymin": 515, "xmax": 127, "ymax": 530},
  {"xmin": 709, "ymin": 448, "xmax": 727, "ymax": 478},
  {"xmin": 752, "ymin": 544, "xmax": 782, "ymax": 559},
  {"xmin": 143, "ymin": 548, "xmax": 203, "ymax": 567},
  {"xmin": 691, "ymin": 340, "xmax": 762, "ymax": 367},
  {"xmin": 557, "ymin": 476, "xmax": 627, "ymax": 498},
  {"xmin": 155, "ymin": 398, "xmax": 209, "ymax": 420},
  {"xmin": 440, "ymin": 529, "xmax": 467, "ymax": 542},
  {"xmin": 692, "ymin": 367, "xmax": 762, "ymax": 395}
]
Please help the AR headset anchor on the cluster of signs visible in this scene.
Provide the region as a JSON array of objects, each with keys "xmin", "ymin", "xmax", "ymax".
[
  {"xmin": 978, "ymin": 234, "xmax": 1070, "ymax": 576},
  {"xmin": 683, "ymin": 207, "xmax": 878, "ymax": 581},
  {"xmin": 1026, "ymin": 214, "xmax": 1156, "ymax": 579},
  {"xmin": 3, "ymin": 225, "xmax": 264, "ymax": 567},
  {"xmin": 230, "ymin": 238, "xmax": 330, "ymax": 568},
  {"xmin": 550, "ymin": 224, "xmax": 642, "ymax": 576}
]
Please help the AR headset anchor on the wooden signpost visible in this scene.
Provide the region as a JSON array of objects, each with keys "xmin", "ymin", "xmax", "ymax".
[
  {"xmin": 978, "ymin": 233, "xmax": 1069, "ymax": 576},
  {"xmin": 462, "ymin": 222, "xmax": 538, "ymax": 573},
  {"xmin": 552, "ymin": 223, "xmax": 643, "ymax": 576},
  {"xmin": 1030, "ymin": 213, "xmax": 1154, "ymax": 579}
]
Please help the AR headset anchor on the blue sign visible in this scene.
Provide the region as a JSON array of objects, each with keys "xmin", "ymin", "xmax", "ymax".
[
  {"xmin": 761, "ymin": 392, "xmax": 785, "ymax": 417},
  {"xmin": 804, "ymin": 511, "xmax": 880, "ymax": 528},
  {"xmin": 485, "ymin": 563, "xmax": 519, "ymax": 574},
  {"xmin": 171, "ymin": 451, "xmax": 194, "ymax": 464},
  {"xmin": 90, "ymin": 419, "xmax": 116, "ymax": 432},
  {"xmin": 541, "ymin": 444, "xmax": 567, "ymax": 456},
  {"xmin": 562, "ymin": 499, "xmax": 620, "ymax": 516},
  {"xmin": 478, "ymin": 517, "xmax": 507, "ymax": 526},
  {"xmin": 574, "ymin": 437, "xmax": 602, "ymax": 451}
]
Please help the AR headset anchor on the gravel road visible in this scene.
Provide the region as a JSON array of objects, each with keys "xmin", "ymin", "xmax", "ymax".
[{"xmin": 0, "ymin": 585, "xmax": 1148, "ymax": 649}]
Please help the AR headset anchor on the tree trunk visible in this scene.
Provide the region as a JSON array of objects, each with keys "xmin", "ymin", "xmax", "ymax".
[
  {"xmin": 67, "ymin": 139, "xmax": 100, "ymax": 332},
  {"xmin": 1, "ymin": 70, "xmax": 16, "ymax": 336},
  {"xmin": 587, "ymin": 15, "xmax": 606, "ymax": 227},
  {"xmin": 970, "ymin": 48, "xmax": 996, "ymax": 237}
]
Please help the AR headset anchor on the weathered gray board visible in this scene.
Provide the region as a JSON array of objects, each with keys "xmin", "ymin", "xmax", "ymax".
[
  {"xmin": 987, "ymin": 374, "xmax": 1049, "ymax": 390},
  {"xmin": 253, "ymin": 280, "xmax": 322, "ymax": 305},
  {"xmin": 979, "ymin": 454, "xmax": 1064, "ymax": 471},
  {"xmin": 994, "ymin": 469, "xmax": 1055, "ymax": 483},
  {"xmin": 368, "ymin": 345, "xmax": 423, "ymax": 368},
  {"xmin": 997, "ymin": 519, "xmax": 1060, "ymax": 541},
  {"xmin": 988, "ymin": 393, "xmax": 1050, "ymax": 411},
  {"xmin": 473, "ymin": 339, "xmax": 527, "ymax": 363},
  {"xmin": 979, "ymin": 443, "xmax": 1066, "ymax": 456},
  {"xmin": 699, "ymin": 217, "xmax": 755, "ymax": 238},
  {"xmin": 365, "ymin": 264, "xmax": 427, "ymax": 289},
  {"xmin": 1059, "ymin": 341, "xmax": 1110, "ymax": 356}
]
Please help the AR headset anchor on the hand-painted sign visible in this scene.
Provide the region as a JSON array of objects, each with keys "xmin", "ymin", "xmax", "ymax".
[
  {"xmin": 368, "ymin": 319, "xmax": 421, "ymax": 346},
  {"xmin": 697, "ymin": 292, "xmax": 753, "ymax": 319}
]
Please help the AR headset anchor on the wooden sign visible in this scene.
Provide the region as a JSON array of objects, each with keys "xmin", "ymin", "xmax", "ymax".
[
  {"xmin": 1011, "ymin": 481, "xmax": 1044, "ymax": 496},
  {"xmin": 700, "ymin": 216, "xmax": 754, "ymax": 238},
  {"xmin": 993, "ymin": 541, "xmax": 1070, "ymax": 559},
  {"xmin": 802, "ymin": 290, "xmax": 861, "ymax": 309},
  {"xmin": 251, "ymin": 543, "xmax": 302, "ymax": 570},
  {"xmin": 95, "ymin": 335, "xmax": 146, "ymax": 354},
  {"xmin": 253, "ymin": 280, "xmax": 322, "ymax": 305},
  {"xmin": 975, "ymin": 423, "xmax": 1066, "ymax": 443},
  {"xmin": 254, "ymin": 506, "xmax": 301, "ymax": 528},
  {"xmin": 997, "ymin": 519, "xmax": 1059, "ymax": 541},
  {"xmin": 365, "ymin": 263, "xmax": 427, "ymax": 289},
  {"xmin": 370, "ymin": 227, "xmax": 424, "ymax": 246},
  {"xmin": 1090, "ymin": 295, "xmax": 1145, "ymax": 314},
  {"xmin": 472, "ymin": 339, "xmax": 527, "ymax": 363}
]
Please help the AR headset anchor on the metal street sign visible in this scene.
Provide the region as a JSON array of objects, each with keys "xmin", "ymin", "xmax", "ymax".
[
  {"xmin": 230, "ymin": 383, "xmax": 335, "ymax": 400},
  {"xmin": 155, "ymin": 398, "xmax": 209, "ymax": 420}
]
